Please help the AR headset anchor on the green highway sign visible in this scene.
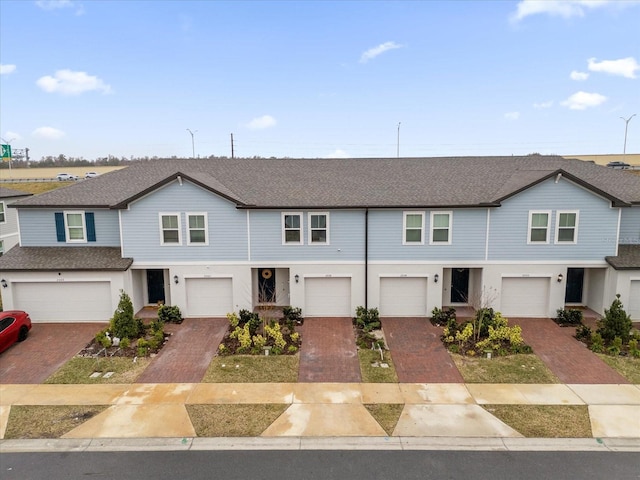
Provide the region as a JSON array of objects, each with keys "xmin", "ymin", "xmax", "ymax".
[{"xmin": 1, "ymin": 144, "xmax": 11, "ymax": 162}]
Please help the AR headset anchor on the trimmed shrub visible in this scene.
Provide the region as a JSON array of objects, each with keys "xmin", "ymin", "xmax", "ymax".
[
  {"xmin": 158, "ymin": 305, "xmax": 182, "ymax": 324},
  {"xmin": 431, "ymin": 307, "xmax": 456, "ymax": 326},
  {"xmin": 555, "ymin": 308, "xmax": 583, "ymax": 326},
  {"xmin": 110, "ymin": 291, "xmax": 142, "ymax": 340},
  {"xmin": 597, "ymin": 294, "xmax": 632, "ymax": 343},
  {"xmin": 355, "ymin": 306, "xmax": 380, "ymax": 332}
]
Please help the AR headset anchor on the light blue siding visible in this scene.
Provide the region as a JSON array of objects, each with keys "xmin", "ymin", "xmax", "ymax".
[
  {"xmin": 619, "ymin": 207, "xmax": 640, "ymax": 245},
  {"xmin": 488, "ymin": 177, "xmax": 618, "ymax": 260},
  {"xmin": 250, "ymin": 210, "xmax": 365, "ymax": 261},
  {"xmin": 368, "ymin": 209, "xmax": 487, "ymax": 261},
  {"xmin": 121, "ymin": 180, "xmax": 248, "ymax": 261},
  {"xmin": 18, "ymin": 208, "xmax": 120, "ymax": 247}
]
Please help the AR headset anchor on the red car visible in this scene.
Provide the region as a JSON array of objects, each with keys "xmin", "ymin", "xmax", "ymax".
[{"xmin": 0, "ymin": 311, "xmax": 32, "ymax": 353}]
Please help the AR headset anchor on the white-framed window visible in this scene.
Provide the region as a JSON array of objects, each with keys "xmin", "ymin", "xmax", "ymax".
[
  {"xmin": 159, "ymin": 213, "xmax": 181, "ymax": 245},
  {"xmin": 64, "ymin": 211, "xmax": 87, "ymax": 243},
  {"xmin": 555, "ymin": 211, "xmax": 579, "ymax": 244},
  {"xmin": 308, "ymin": 212, "xmax": 329, "ymax": 244},
  {"xmin": 187, "ymin": 212, "xmax": 208, "ymax": 245},
  {"xmin": 282, "ymin": 212, "xmax": 303, "ymax": 244},
  {"xmin": 403, "ymin": 212, "xmax": 424, "ymax": 245},
  {"xmin": 430, "ymin": 211, "xmax": 452, "ymax": 245},
  {"xmin": 0, "ymin": 201, "xmax": 5, "ymax": 223},
  {"xmin": 0, "ymin": 239, "xmax": 4, "ymax": 256},
  {"xmin": 528, "ymin": 210, "xmax": 551, "ymax": 244}
]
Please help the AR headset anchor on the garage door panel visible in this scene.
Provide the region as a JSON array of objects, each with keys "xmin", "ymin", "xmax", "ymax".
[
  {"xmin": 186, "ymin": 278, "xmax": 233, "ymax": 317},
  {"xmin": 501, "ymin": 277, "xmax": 549, "ymax": 317},
  {"xmin": 14, "ymin": 282, "xmax": 112, "ymax": 322},
  {"xmin": 380, "ymin": 277, "xmax": 428, "ymax": 316},
  {"xmin": 630, "ymin": 281, "xmax": 640, "ymax": 321},
  {"xmin": 305, "ymin": 278, "xmax": 351, "ymax": 317}
]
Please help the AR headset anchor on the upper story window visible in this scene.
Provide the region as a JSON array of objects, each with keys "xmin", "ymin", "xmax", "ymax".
[
  {"xmin": 403, "ymin": 212, "xmax": 424, "ymax": 244},
  {"xmin": 160, "ymin": 213, "xmax": 181, "ymax": 245},
  {"xmin": 55, "ymin": 211, "xmax": 95, "ymax": 243},
  {"xmin": 528, "ymin": 211, "xmax": 551, "ymax": 244},
  {"xmin": 282, "ymin": 213, "xmax": 303, "ymax": 244},
  {"xmin": 187, "ymin": 213, "xmax": 208, "ymax": 245},
  {"xmin": 430, "ymin": 211, "xmax": 452, "ymax": 245},
  {"xmin": 0, "ymin": 202, "xmax": 5, "ymax": 223},
  {"xmin": 556, "ymin": 211, "xmax": 579, "ymax": 244},
  {"xmin": 309, "ymin": 213, "xmax": 329, "ymax": 244}
]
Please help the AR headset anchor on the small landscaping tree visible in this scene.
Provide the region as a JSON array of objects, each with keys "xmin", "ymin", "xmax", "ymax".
[
  {"xmin": 597, "ymin": 294, "xmax": 632, "ymax": 343},
  {"xmin": 109, "ymin": 290, "xmax": 142, "ymax": 340}
]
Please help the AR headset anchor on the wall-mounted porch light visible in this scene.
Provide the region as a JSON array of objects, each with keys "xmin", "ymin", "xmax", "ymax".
[
  {"xmin": 434, "ymin": 274, "xmax": 439, "ymax": 283},
  {"xmin": 1, "ymin": 279, "xmax": 7, "ymax": 288},
  {"xmin": 294, "ymin": 274, "xmax": 299, "ymax": 284},
  {"xmin": 557, "ymin": 273, "xmax": 564, "ymax": 283},
  {"xmin": 173, "ymin": 275, "xmax": 179, "ymax": 284}
]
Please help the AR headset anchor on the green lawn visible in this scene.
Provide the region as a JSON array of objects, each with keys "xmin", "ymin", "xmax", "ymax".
[
  {"xmin": 202, "ymin": 355, "xmax": 299, "ymax": 383},
  {"xmin": 451, "ymin": 353, "xmax": 560, "ymax": 383},
  {"xmin": 45, "ymin": 357, "xmax": 150, "ymax": 384}
]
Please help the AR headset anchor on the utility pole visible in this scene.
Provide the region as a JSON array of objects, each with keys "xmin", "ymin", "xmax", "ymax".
[
  {"xmin": 186, "ymin": 129, "xmax": 197, "ymax": 158},
  {"xmin": 230, "ymin": 133, "xmax": 235, "ymax": 159},
  {"xmin": 620, "ymin": 114, "xmax": 636, "ymax": 155},
  {"xmin": 396, "ymin": 122, "xmax": 401, "ymax": 158}
]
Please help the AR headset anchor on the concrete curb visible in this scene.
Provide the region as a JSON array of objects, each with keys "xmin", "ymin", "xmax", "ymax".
[{"xmin": 2, "ymin": 437, "xmax": 639, "ymax": 453}]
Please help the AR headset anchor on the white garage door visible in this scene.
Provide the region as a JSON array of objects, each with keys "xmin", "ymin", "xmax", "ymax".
[
  {"xmin": 501, "ymin": 277, "xmax": 549, "ymax": 317},
  {"xmin": 380, "ymin": 277, "xmax": 428, "ymax": 316},
  {"xmin": 186, "ymin": 278, "xmax": 233, "ymax": 317},
  {"xmin": 305, "ymin": 277, "xmax": 351, "ymax": 317},
  {"xmin": 14, "ymin": 281, "xmax": 112, "ymax": 322},
  {"xmin": 629, "ymin": 280, "xmax": 640, "ymax": 321}
]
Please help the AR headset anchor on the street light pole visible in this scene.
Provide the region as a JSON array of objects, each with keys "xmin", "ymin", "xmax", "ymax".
[
  {"xmin": 186, "ymin": 129, "xmax": 197, "ymax": 158},
  {"xmin": 620, "ymin": 114, "xmax": 636, "ymax": 155}
]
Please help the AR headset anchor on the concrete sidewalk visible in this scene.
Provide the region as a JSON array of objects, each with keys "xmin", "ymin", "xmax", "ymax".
[{"xmin": 1, "ymin": 383, "xmax": 639, "ymax": 448}]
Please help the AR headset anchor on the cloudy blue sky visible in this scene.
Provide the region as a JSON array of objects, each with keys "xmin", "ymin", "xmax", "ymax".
[{"xmin": 1, "ymin": 0, "xmax": 639, "ymax": 160}]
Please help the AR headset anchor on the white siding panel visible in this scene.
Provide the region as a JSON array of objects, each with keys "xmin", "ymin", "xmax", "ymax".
[
  {"xmin": 380, "ymin": 277, "xmax": 428, "ymax": 316},
  {"xmin": 185, "ymin": 278, "xmax": 233, "ymax": 317},
  {"xmin": 501, "ymin": 277, "xmax": 549, "ymax": 317},
  {"xmin": 14, "ymin": 282, "xmax": 112, "ymax": 322},
  {"xmin": 305, "ymin": 277, "xmax": 351, "ymax": 317},
  {"xmin": 629, "ymin": 280, "xmax": 640, "ymax": 321}
]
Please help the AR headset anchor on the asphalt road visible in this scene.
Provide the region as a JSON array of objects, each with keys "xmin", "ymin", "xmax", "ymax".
[{"xmin": 2, "ymin": 451, "xmax": 639, "ymax": 479}]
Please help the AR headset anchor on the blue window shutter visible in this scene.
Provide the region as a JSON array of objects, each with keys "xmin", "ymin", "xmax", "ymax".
[
  {"xmin": 55, "ymin": 212, "xmax": 66, "ymax": 242},
  {"xmin": 86, "ymin": 212, "xmax": 96, "ymax": 242}
]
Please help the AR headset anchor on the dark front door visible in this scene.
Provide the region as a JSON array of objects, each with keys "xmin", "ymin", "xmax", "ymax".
[
  {"xmin": 451, "ymin": 268, "xmax": 470, "ymax": 303},
  {"xmin": 565, "ymin": 268, "xmax": 584, "ymax": 303},
  {"xmin": 258, "ymin": 268, "xmax": 276, "ymax": 303},
  {"xmin": 147, "ymin": 269, "xmax": 165, "ymax": 304}
]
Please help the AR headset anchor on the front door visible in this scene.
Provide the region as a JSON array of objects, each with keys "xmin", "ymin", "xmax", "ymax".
[
  {"xmin": 147, "ymin": 269, "xmax": 165, "ymax": 304},
  {"xmin": 451, "ymin": 268, "xmax": 470, "ymax": 303},
  {"xmin": 258, "ymin": 268, "xmax": 276, "ymax": 303},
  {"xmin": 565, "ymin": 268, "xmax": 584, "ymax": 303}
]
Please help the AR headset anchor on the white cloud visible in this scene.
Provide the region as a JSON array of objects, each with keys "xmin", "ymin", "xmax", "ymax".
[
  {"xmin": 561, "ymin": 91, "xmax": 607, "ymax": 110},
  {"xmin": 32, "ymin": 126, "xmax": 65, "ymax": 140},
  {"xmin": 36, "ymin": 69, "xmax": 112, "ymax": 95},
  {"xmin": 325, "ymin": 149, "xmax": 349, "ymax": 159},
  {"xmin": 504, "ymin": 112, "xmax": 520, "ymax": 120},
  {"xmin": 587, "ymin": 57, "xmax": 639, "ymax": 79},
  {"xmin": 0, "ymin": 64, "xmax": 16, "ymax": 75},
  {"xmin": 510, "ymin": 0, "xmax": 639, "ymax": 22},
  {"xmin": 246, "ymin": 115, "xmax": 277, "ymax": 130},
  {"xmin": 570, "ymin": 70, "xmax": 589, "ymax": 81},
  {"xmin": 36, "ymin": 0, "xmax": 84, "ymax": 15},
  {"xmin": 533, "ymin": 100, "xmax": 554, "ymax": 109},
  {"xmin": 3, "ymin": 131, "xmax": 22, "ymax": 142},
  {"xmin": 360, "ymin": 41, "xmax": 404, "ymax": 63}
]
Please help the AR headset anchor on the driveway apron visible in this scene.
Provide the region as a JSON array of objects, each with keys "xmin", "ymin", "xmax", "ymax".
[
  {"xmin": 135, "ymin": 318, "xmax": 228, "ymax": 383},
  {"xmin": 517, "ymin": 318, "xmax": 629, "ymax": 384},
  {"xmin": 0, "ymin": 323, "xmax": 105, "ymax": 384},
  {"xmin": 298, "ymin": 317, "xmax": 361, "ymax": 383},
  {"xmin": 382, "ymin": 317, "xmax": 464, "ymax": 383}
]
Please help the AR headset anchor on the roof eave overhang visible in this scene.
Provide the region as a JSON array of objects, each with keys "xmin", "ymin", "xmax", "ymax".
[{"xmin": 236, "ymin": 203, "xmax": 500, "ymax": 210}]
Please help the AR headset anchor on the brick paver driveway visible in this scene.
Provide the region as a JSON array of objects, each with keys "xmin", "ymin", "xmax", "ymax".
[
  {"xmin": 382, "ymin": 317, "xmax": 464, "ymax": 383},
  {"xmin": 516, "ymin": 318, "xmax": 629, "ymax": 384},
  {"xmin": 298, "ymin": 317, "xmax": 361, "ymax": 382},
  {"xmin": 0, "ymin": 322, "xmax": 105, "ymax": 384}
]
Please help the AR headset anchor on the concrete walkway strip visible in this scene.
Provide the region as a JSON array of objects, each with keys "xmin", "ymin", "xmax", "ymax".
[
  {"xmin": 568, "ymin": 384, "xmax": 640, "ymax": 405},
  {"xmin": 114, "ymin": 383, "xmax": 195, "ymax": 405},
  {"xmin": 399, "ymin": 383, "xmax": 474, "ymax": 404},
  {"xmin": 467, "ymin": 384, "xmax": 584, "ymax": 405},
  {"xmin": 187, "ymin": 383, "xmax": 295, "ymax": 404},
  {"xmin": 588, "ymin": 405, "xmax": 640, "ymax": 438}
]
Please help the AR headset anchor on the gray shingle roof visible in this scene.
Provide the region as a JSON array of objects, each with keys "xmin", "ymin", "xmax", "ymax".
[
  {"xmin": 0, "ymin": 186, "xmax": 32, "ymax": 199},
  {"xmin": 10, "ymin": 156, "xmax": 640, "ymax": 209},
  {"xmin": 605, "ymin": 245, "xmax": 640, "ymax": 270},
  {"xmin": 0, "ymin": 247, "xmax": 133, "ymax": 271}
]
